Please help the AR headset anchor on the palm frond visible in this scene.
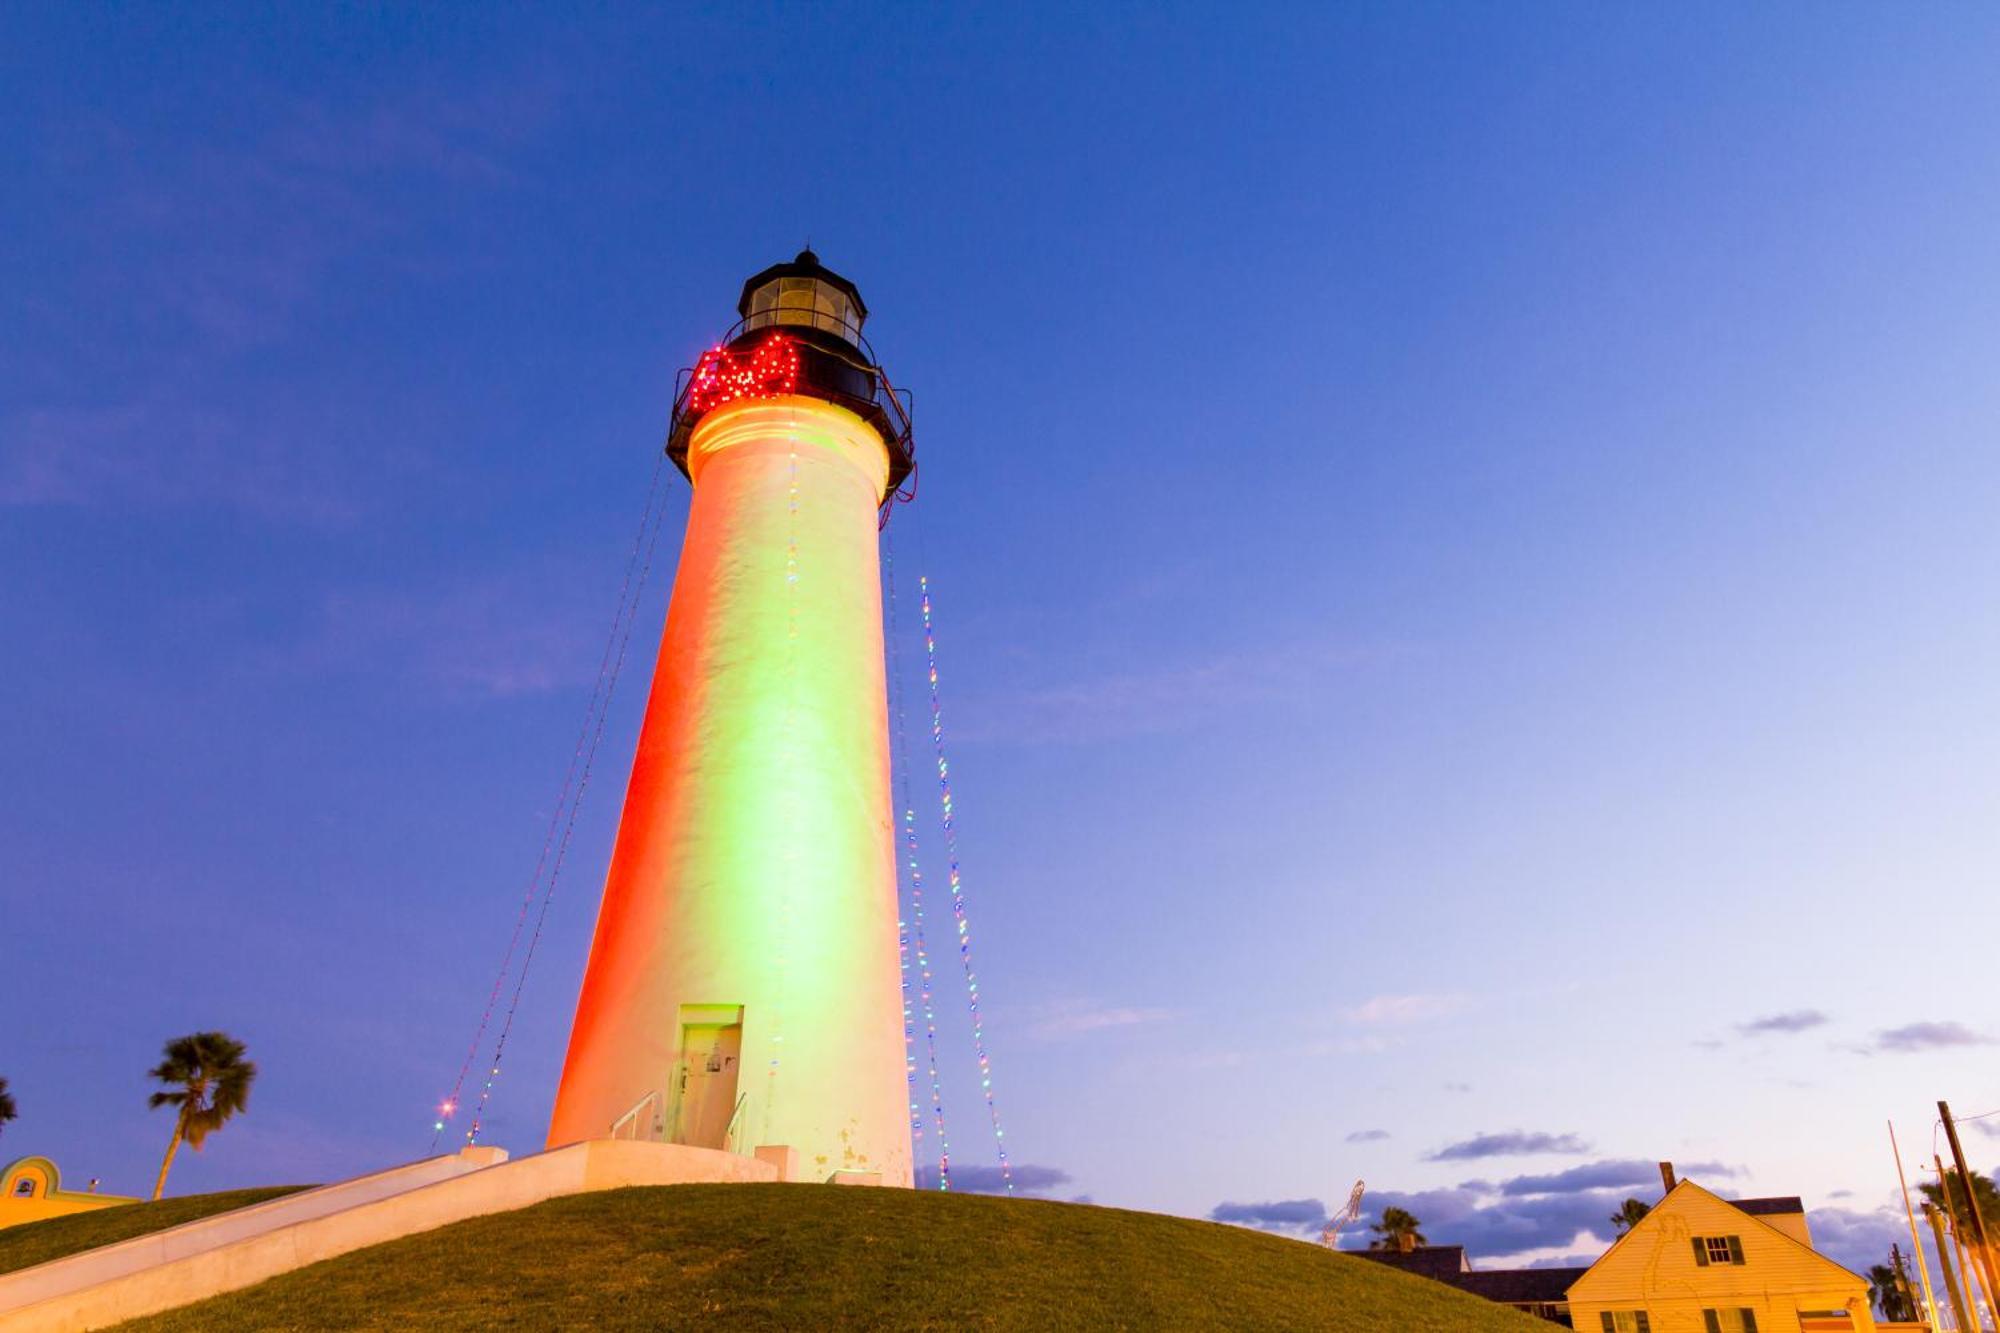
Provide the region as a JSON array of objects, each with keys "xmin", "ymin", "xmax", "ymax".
[{"xmin": 146, "ymin": 1031, "xmax": 258, "ymax": 1143}]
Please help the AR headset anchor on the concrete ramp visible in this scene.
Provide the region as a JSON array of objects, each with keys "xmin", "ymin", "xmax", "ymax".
[{"xmin": 0, "ymin": 1140, "xmax": 777, "ymax": 1331}]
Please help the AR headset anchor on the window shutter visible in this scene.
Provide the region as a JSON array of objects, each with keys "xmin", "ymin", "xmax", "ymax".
[
  {"xmin": 1726, "ymin": 1235, "xmax": 1745, "ymax": 1265},
  {"xmin": 1740, "ymin": 1310, "xmax": 1757, "ymax": 1333},
  {"xmin": 1692, "ymin": 1237, "xmax": 1710, "ymax": 1266},
  {"xmin": 1600, "ymin": 1315, "xmax": 1616, "ymax": 1333},
  {"xmin": 1636, "ymin": 1314, "xmax": 1652, "ymax": 1333},
  {"xmin": 1703, "ymin": 1311, "xmax": 1721, "ymax": 1333}
]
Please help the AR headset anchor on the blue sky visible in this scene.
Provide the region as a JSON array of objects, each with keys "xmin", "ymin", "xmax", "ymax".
[{"xmin": 5, "ymin": 2, "xmax": 1999, "ymax": 1275}]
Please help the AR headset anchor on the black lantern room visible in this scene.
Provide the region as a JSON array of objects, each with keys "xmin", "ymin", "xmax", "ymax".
[{"xmin": 667, "ymin": 250, "xmax": 914, "ymax": 501}]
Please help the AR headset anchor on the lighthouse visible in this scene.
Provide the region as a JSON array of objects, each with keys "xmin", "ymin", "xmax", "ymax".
[{"xmin": 547, "ymin": 251, "xmax": 915, "ymax": 1186}]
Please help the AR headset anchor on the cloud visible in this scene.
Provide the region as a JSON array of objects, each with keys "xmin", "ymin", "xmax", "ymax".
[
  {"xmin": 1972, "ymin": 1120, "xmax": 2000, "ymax": 1140},
  {"xmin": 1807, "ymin": 1206, "xmax": 1908, "ymax": 1274},
  {"xmin": 1736, "ymin": 1010, "xmax": 1829, "ymax": 1036},
  {"xmin": 1498, "ymin": 1160, "xmax": 1660, "ymax": 1197},
  {"xmin": 1031, "ymin": 1001, "xmax": 1172, "ymax": 1039},
  {"xmin": 1872, "ymin": 1022, "xmax": 1994, "ymax": 1053},
  {"xmin": 0, "ymin": 400, "xmax": 370, "ymax": 527},
  {"xmin": 1208, "ymin": 1182, "xmax": 1660, "ymax": 1262},
  {"xmin": 1214, "ymin": 1163, "xmax": 1856, "ymax": 1269},
  {"xmin": 949, "ymin": 640, "xmax": 1412, "ymax": 744},
  {"xmin": 3, "ymin": 87, "xmax": 547, "ymax": 525},
  {"xmin": 1307, "ymin": 1035, "xmax": 1393, "ymax": 1056},
  {"xmin": 1341, "ymin": 994, "xmax": 1468, "ymax": 1027},
  {"xmin": 1209, "ymin": 1198, "xmax": 1328, "ymax": 1234},
  {"xmin": 1346, "ymin": 1129, "xmax": 1391, "ymax": 1143},
  {"xmin": 1497, "ymin": 1160, "xmax": 1738, "ymax": 1198},
  {"xmin": 1352, "ymin": 1186, "xmax": 1614, "ymax": 1260},
  {"xmin": 285, "ymin": 561, "xmax": 671, "ymax": 701},
  {"xmin": 914, "ymin": 1163, "xmax": 1071, "ymax": 1195},
  {"xmin": 1427, "ymin": 1131, "xmax": 1591, "ymax": 1162}
]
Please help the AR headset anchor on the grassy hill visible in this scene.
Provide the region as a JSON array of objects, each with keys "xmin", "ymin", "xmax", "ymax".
[
  {"xmin": 117, "ymin": 1184, "xmax": 1544, "ymax": 1331},
  {"xmin": 0, "ymin": 1187, "xmax": 308, "ymax": 1276}
]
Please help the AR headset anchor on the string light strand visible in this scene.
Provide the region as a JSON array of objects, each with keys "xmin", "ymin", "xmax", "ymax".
[
  {"xmin": 431, "ymin": 449, "xmax": 669, "ymax": 1151},
  {"xmin": 687, "ymin": 332, "xmax": 798, "ymax": 415},
  {"xmin": 885, "ymin": 535, "xmax": 952, "ymax": 1188},
  {"xmin": 464, "ymin": 449, "xmax": 676, "ymax": 1145},
  {"xmin": 919, "ymin": 574, "xmax": 1013, "ymax": 1191}
]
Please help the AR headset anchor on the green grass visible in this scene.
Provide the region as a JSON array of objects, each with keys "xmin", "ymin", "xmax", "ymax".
[
  {"xmin": 120, "ymin": 1184, "xmax": 1544, "ymax": 1331},
  {"xmin": 0, "ymin": 1186, "xmax": 309, "ymax": 1276}
]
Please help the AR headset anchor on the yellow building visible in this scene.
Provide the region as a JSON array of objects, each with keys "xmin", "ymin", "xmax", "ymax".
[
  {"xmin": 1567, "ymin": 1179, "xmax": 1876, "ymax": 1333},
  {"xmin": 0, "ymin": 1156, "xmax": 138, "ymax": 1232}
]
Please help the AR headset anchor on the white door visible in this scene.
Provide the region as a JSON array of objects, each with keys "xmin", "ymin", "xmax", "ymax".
[{"xmin": 676, "ymin": 1022, "xmax": 743, "ymax": 1149}]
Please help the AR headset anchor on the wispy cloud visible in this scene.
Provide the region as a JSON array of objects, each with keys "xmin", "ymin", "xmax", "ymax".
[
  {"xmin": 1872, "ymin": 1022, "xmax": 1993, "ymax": 1053},
  {"xmin": 1341, "ymin": 993, "xmax": 1469, "ymax": 1027},
  {"xmin": 1345, "ymin": 1129, "xmax": 1391, "ymax": 1143},
  {"xmin": 0, "ymin": 400, "xmax": 374, "ymax": 527},
  {"xmin": 915, "ymin": 1163, "xmax": 1070, "ymax": 1195},
  {"xmin": 948, "ymin": 639, "xmax": 1414, "ymax": 744},
  {"xmin": 1736, "ymin": 1010, "xmax": 1829, "ymax": 1036},
  {"xmin": 1427, "ymin": 1131, "xmax": 1591, "ymax": 1162},
  {"xmin": 284, "ymin": 564, "xmax": 664, "ymax": 701},
  {"xmin": 1031, "ymin": 1001, "xmax": 1173, "ymax": 1040},
  {"xmin": 1209, "ymin": 1198, "xmax": 1328, "ymax": 1232},
  {"xmin": 5, "ymin": 84, "xmax": 547, "ymax": 524},
  {"xmin": 1497, "ymin": 1160, "xmax": 1659, "ymax": 1197},
  {"xmin": 1497, "ymin": 1159, "xmax": 1737, "ymax": 1197}
]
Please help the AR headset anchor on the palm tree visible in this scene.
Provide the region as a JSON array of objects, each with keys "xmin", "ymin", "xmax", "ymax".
[
  {"xmin": 0, "ymin": 1076, "xmax": 16, "ymax": 1137},
  {"xmin": 146, "ymin": 1032, "xmax": 257, "ymax": 1201},
  {"xmin": 1609, "ymin": 1197, "xmax": 1651, "ymax": 1235},
  {"xmin": 1919, "ymin": 1166, "xmax": 2000, "ymax": 1240},
  {"xmin": 1868, "ymin": 1260, "xmax": 1916, "ymax": 1321},
  {"xmin": 1924, "ymin": 1168, "xmax": 2000, "ymax": 1319},
  {"xmin": 1369, "ymin": 1206, "xmax": 1427, "ymax": 1253}
]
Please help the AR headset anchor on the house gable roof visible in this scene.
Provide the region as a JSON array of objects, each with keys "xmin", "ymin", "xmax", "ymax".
[{"xmin": 1565, "ymin": 1180, "xmax": 1864, "ymax": 1301}]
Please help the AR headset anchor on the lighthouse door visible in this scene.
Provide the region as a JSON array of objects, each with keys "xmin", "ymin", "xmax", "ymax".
[{"xmin": 673, "ymin": 1011, "xmax": 743, "ymax": 1150}]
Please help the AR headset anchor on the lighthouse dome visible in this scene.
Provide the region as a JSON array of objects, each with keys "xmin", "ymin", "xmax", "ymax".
[{"xmin": 737, "ymin": 250, "xmax": 868, "ymax": 351}]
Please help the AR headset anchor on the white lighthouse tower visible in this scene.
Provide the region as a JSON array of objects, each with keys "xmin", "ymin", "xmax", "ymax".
[{"xmin": 547, "ymin": 252, "xmax": 915, "ymax": 1186}]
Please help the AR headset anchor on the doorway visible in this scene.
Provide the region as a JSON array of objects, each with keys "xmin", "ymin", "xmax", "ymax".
[{"xmin": 672, "ymin": 1004, "xmax": 743, "ymax": 1150}]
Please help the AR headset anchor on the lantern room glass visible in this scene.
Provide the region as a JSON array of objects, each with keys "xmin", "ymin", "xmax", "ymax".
[{"xmin": 743, "ymin": 276, "xmax": 864, "ymax": 346}]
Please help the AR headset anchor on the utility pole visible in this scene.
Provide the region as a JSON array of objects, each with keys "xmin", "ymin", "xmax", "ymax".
[
  {"xmin": 1892, "ymin": 1244, "xmax": 1917, "ymax": 1321},
  {"xmin": 1894, "ymin": 1120, "xmax": 1942, "ymax": 1327},
  {"xmin": 1943, "ymin": 1101, "xmax": 2000, "ymax": 1321},
  {"xmin": 1928, "ymin": 1202, "xmax": 1973, "ymax": 1333},
  {"xmin": 1941, "ymin": 1153, "xmax": 1998, "ymax": 1332}
]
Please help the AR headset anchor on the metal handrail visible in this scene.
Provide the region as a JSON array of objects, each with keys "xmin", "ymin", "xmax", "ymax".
[
  {"xmin": 610, "ymin": 1089, "xmax": 661, "ymax": 1142},
  {"xmin": 663, "ymin": 321, "xmax": 916, "ymax": 512},
  {"xmin": 722, "ymin": 1093, "xmax": 749, "ymax": 1151}
]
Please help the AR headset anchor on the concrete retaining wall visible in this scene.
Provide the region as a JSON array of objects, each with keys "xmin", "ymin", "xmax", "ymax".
[{"xmin": 0, "ymin": 1140, "xmax": 776, "ymax": 1331}]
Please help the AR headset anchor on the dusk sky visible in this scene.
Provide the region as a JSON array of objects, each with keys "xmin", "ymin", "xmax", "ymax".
[{"xmin": 6, "ymin": 4, "xmax": 2000, "ymax": 1275}]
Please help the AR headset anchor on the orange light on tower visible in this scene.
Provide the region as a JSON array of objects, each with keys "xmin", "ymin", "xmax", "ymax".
[{"xmin": 547, "ymin": 252, "xmax": 915, "ymax": 1186}]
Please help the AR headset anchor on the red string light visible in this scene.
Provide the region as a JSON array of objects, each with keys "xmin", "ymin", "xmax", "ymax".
[{"xmin": 687, "ymin": 332, "xmax": 799, "ymax": 415}]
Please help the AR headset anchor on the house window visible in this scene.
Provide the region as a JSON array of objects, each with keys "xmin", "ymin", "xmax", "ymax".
[
  {"xmin": 11, "ymin": 1178, "xmax": 35, "ymax": 1198},
  {"xmin": 1692, "ymin": 1234, "xmax": 1746, "ymax": 1266},
  {"xmin": 1599, "ymin": 1312, "xmax": 1651, "ymax": 1333},
  {"xmin": 1702, "ymin": 1310, "xmax": 1758, "ymax": 1333}
]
